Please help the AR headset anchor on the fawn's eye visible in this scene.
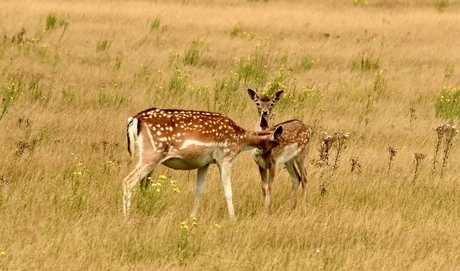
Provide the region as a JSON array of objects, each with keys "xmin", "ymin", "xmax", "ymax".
[
  {"xmin": 256, "ymin": 102, "xmax": 260, "ymax": 106},
  {"xmin": 270, "ymin": 103, "xmax": 274, "ymax": 107}
]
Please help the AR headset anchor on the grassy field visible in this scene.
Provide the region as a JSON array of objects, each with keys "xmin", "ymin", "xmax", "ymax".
[{"xmin": 1, "ymin": 0, "xmax": 460, "ymax": 269}]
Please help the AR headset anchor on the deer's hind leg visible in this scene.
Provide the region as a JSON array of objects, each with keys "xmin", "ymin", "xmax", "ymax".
[
  {"xmin": 191, "ymin": 165, "xmax": 209, "ymax": 218},
  {"xmin": 257, "ymin": 165, "xmax": 273, "ymax": 213},
  {"xmin": 284, "ymin": 160, "xmax": 301, "ymax": 209},
  {"xmin": 295, "ymin": 157, "xmax": 308, "ymax": 205},
  {"xmin": 123, "ymin": 154, "xmax": 165, "ymax": 217}
]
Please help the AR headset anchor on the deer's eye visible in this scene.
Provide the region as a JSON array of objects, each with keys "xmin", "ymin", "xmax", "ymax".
[
  {"xmin": 256, "ymin": 102, "xmax": 260, "ymax": 106},
  {"xmin": 270, "ymin": 103, "xmax": 274, "ymax": 107}
]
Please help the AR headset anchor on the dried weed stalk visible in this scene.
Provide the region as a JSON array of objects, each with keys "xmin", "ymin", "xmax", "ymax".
[
  {"xmin": 316, "ymin": 131, "xmax": 350, "ymax": 169},
  {"xmin": 433, "ymin": 124, "xmax": 446, "ymax": 170},
  {"xmin": 0, "ymin": 176, "xmax": 12, "ymax": 185},
  {"xmin": 320, "ymin": 182, "xmax": 330, "ymax": 197},
  {"xmin": 332, "ymin": 132, "xmax": 350, "ymax": 169},
  {"xmin": 351, "ymin": 156, "xmax": 362, "ymax": 174},
  {"xmin": 317, "ymin": 132, "xmax": 335, "ymax": 167},
  {"xmin": 413, "ymin": 153, "xmax": 425, "ymax": 183},
  {"xmin": 441, "ymin": 124, "xmax": 458, "ymax": 177},
  {"xmin": 387, "ymin": 146, "xmax": 398, "ymax": 173},
  {"xmin": 359, "ymin": 116, "xmax": 370, "ymax": 141},
  {"xmin": 410, "ymin": 108, "xmax": 417, "ymax": 125},
  {"xmin": 433, "ymin": 123, "xmax": 458, "ymax": 177},
  {"xmin": 15, "ymin": 139, "xmax": 38, "ymax": 157}
]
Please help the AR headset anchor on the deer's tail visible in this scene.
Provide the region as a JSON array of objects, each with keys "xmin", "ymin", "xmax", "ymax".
[{"xmin": 126, "ymin": 117, "xmax": 139, "ymax": 159}]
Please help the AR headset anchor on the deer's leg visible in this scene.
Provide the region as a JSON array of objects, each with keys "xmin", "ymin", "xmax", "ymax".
[
  {"xmin": 123, "ymin": 157, "xmax": 163, "ymax": 217},
  {"xmin": 259, "ymin": 167, "xmax": 270, "ymax": 212},
  {"xmin": 265, "ymin": 163, "xmax": 276, "ymax": 213},
  {"xmin": 191, "ymin": 165, "xmax": 209, "ymax": 218},
  {"xmin": 258, "ymin": 166, "xmax": 268, "ymax": 196},
  {"xmin": 218, "ymin": 160, "xmax": 235, "ymax": 221},
  {"xmin": 284, "ymin": 160, "xmax": 301, "ymax": 209},
  {"xmin": 295, "ymin": 158, "xmax": 308, "ymax": 204}
]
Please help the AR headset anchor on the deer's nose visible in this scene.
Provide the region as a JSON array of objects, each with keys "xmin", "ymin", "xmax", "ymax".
[{"xmin": 262, "ymin": 110, "xmax": 269, "ymax": 115}]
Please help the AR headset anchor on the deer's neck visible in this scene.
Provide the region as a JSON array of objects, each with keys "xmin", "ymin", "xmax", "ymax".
[
  {"xmin": 242, "ymin": 130, "xmax": 272, "ymax": 151},
  {"xmin": 257, "ymin": 114, "xmax": 269, "ymax": 131}
]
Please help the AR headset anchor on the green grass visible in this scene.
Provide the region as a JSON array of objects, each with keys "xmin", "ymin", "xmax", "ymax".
[
  {"xmin": 183, "ymin": 37, "xmax": 209, "ymax": 66},
  {"xmin": 435, "ymin": 86, "xmax": 460, "ymax": 119}
]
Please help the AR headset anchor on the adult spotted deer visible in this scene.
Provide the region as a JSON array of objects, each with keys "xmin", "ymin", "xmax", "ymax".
[
  {"xmin": 247, "ymin": 89, "xmax": 313, "ymax": 212},
  {"xmin": 123, "ymin": 107, "xmax": 283, "ymax": 220}
]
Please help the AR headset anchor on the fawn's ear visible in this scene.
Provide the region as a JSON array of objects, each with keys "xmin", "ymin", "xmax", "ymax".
[
  {"xmin": 272, "ymin": 90, "xmax": 284, "ymax": 102},
  {"xmin": 247, "ymin": 88, "xmax": 259, "ymax": 102},
  {"xmin": 272, "ymin": 125, "xmax": 283, "ymax": 140}
]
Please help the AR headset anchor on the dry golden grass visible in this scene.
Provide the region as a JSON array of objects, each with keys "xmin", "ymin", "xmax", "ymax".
[{"xmin": 1, "ymin": 0, "xmax": 460, "ymax": 270}]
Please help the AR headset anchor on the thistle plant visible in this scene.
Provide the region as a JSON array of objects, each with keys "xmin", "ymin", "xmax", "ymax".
[
  {"xmin": 317, "ymin": 132, "xmax": 335, "ymax": 167},
  {"xmin": 433, "ymin": 124, "xmax": 446, "ymax": 170},
  {"xmin": 413, "ymin": 153, "xmax": 426, "ymax": 183},
  {"xmin": 317, "ymin": 131, "xmax": 350, "ymax": 169},
  {"xmin": 433, "ymin": 123, "xmax": 459, "ymax": 177},
  {"xmin": 440, "ymin": 124, "xmax": 458, "ymax": 177},
  {"xmin": 15, "ymin": 139, "xmax": 37, "ymax": 157},
  {"xmin": 332, "ymin": 132, "xmax": 350, "ymax": 170}
]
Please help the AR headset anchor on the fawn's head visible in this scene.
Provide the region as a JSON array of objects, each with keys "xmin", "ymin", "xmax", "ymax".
[
  {"xmin": 247, "ymin": 89, "xmax": 284, "ymax": 117},
  {"xmin": 247, "ymin": 89, "xmax": 284, "ymax": 130}
]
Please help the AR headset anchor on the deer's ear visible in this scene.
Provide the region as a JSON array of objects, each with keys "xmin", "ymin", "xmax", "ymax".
[
  {"xmin": 273, "ymin": 90, "xmax": 284, "ymax": 102},
  {"xmin": 273, "ymin": 125, "xmax": 283, "ymax": 140},
  {"xmin": 247, "ymin": 88, "xmax": 258, "ymax": 101}
]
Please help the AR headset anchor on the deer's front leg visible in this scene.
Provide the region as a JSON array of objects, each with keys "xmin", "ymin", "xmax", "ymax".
[
  {"xmin": 284, "ymin": 160, "xmax": 301, "ymax": 209},
  {"xmin": 191, "ymin": 165, "xmax": 209, "ymax": 218},
  {"xmin": 219, "ymin": 160, "xmax": 235, "ymax": 221},
  {"xmin": 296, "ymin": 159, "xmax": 308, "ymax": 205},
  {"xmin": 258, "ymin": 166, "xmax": 270, "ymax": 212},
  {"xmin": 265, "ymin": 164, "xmax": 277, "ymax": 213}
]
